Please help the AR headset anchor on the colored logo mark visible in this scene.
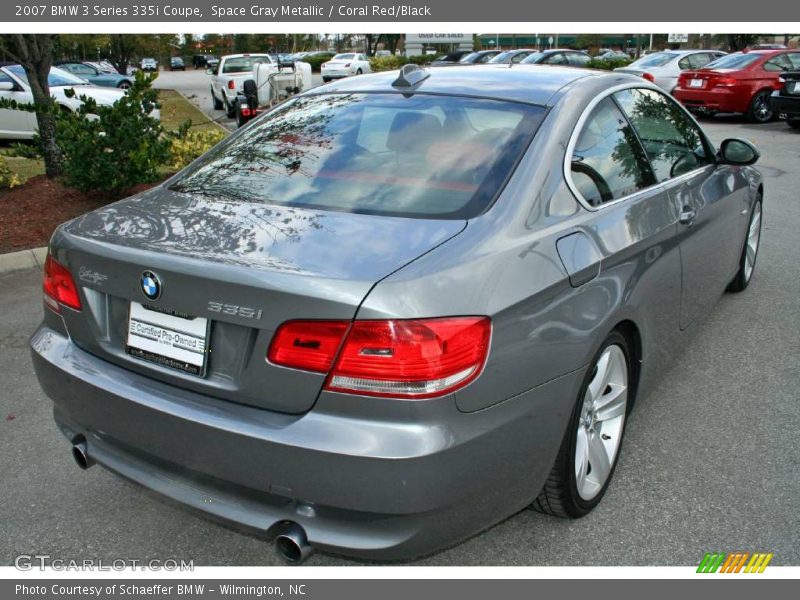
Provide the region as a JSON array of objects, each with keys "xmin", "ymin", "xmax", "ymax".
[{"xmin": 697, "ymin": 552, "xmax": 773, "ymax": 573}]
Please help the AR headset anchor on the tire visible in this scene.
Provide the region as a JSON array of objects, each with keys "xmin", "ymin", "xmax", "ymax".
[
  {"xmin": 727, "ymin": 197, "xmax": 763, "ymax": 293},
  {"xmin": 236, "ymin": 106, "xmax": 249, "ymax": 128},
  {"xmin": 322, "ymin": 77, "xmax": 331, "ymax": 83},
  {"xmin": 118, "ymin": 81, "xmax": 131, "ymax": 90},
  {"xmin": 211, "ymin": 89, "xmax": 223, "ymax": 110},
  {"xmin": 532, "ymin": 331, "xmax": 634, "ymax": 518},
  {"xmin": 746, "ymin": 90, "xmax": 774, "ymax": 123},
  {"xmin": 356, "ymin": 68, "xmax": 363, "ymax": 75},
  {"xmin": 224, "ymin": 96, "xmax": 237, "ymax": 118},
  {"xmin": 787, "ymin": 119, "xmax": 800, "ymax": 130}
]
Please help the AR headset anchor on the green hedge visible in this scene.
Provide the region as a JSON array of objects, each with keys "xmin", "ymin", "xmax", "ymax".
[
  {"xmin": 303, "ymin": 55, "xmax": 333, "ymax": 72},
  {"xmin": 368, "ymin": 54, "xmax": 437, "ymax": 73},
  {"xmin": 586, "ymin": 57, "xmax": 632, "ymax": 70}
]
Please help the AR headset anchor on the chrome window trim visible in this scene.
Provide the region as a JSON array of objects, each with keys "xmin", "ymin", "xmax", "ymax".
[{"xmin": 564, "ymin": 81, "xmax": 716, "ymax": 212}]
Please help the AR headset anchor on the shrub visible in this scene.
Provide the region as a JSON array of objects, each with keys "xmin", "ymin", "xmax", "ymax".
[
  {"xmin": 369, "ymin": 55, "xmax": 407, "ymax": 72},
  {"xmin": 303, "ymin": 54, "xmax": 331, "ymax": 72},
  {"xmin": 56, "ymin": 71, "xmax": 170, "ymax": 193},
  {"xmin": 0, "ymin": 155, "xmax": 22, "ymax": 190},
  {"xmin": 586, "ymin": 57, "xmax": 632, "ymax": 70},
  {"xmin": 168, "ymin": 128, "xmax": 227, "ymax": 170}
]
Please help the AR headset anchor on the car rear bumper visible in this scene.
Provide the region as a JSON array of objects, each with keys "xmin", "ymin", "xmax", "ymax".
[
  {"xmin": 770, "ymin": 91, "xmax": 800, "ymax": 118},
  {"xmin": 673, "ymin": 87, "xmax": 749, "ymax": 113},
  {"xmin": 321, "ymin": 70, "xmax": 351, "ymax": 78},
  {"xmin": 31, "ymin": 324, "xmax": 581, "ymax": 560}
]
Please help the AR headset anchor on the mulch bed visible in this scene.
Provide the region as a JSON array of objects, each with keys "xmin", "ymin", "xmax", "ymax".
[{"xmin": 0, "ymin": 175, "xmax": 166, "ymax": 254}]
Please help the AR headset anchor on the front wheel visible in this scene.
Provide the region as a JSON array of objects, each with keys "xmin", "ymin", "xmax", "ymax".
[
  {"xmin": 747, "ymin": 90, "xmax": 774, "ymax": 123},
  {"xmin": 787, "ymin": 119, "xmax": 800, "ymax": 130},
  {"xmin": 727, "ymin": 198, "xmax": 762, "ymax": 292},
  {"xmin": 118, "ymin": 81, "xmax": 131, "ymax": 90},
  {"xmin": 532, "ymin": 331, "xmax": 633, "ymax": 518}
]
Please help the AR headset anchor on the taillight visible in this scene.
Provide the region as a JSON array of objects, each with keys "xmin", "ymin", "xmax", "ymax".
[
  {"xmin": 775, "ymin": 76, "xmax": 786, "ymax": 90},
  {"xmin": 268, "ymin": 317, "xmax": 491, "ymax": 398},
  {"xmin": 227, "ymin": 80, "xmax": 235, "ymax": 90},
  {"xmin": 328, "ymin": 317, "xmax": 491, "ymax": 399},
  {"xmin": 714, "ymin": 77, "xmax": 737, "ymax": 87},
  {"xmin": 642, "ymin": 72, "xmax": 655, "ymax": 82},
  {"xmin": 43, "ymin": 254, "xmax": 81, "ymax": 312}
]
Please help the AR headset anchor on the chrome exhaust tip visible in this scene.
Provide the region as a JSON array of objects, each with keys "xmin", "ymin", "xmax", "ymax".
[
  {"xmin": 71, "ymin": 436, "xmax": 95, "ymax": 470},
  {"xmin": 273, "ymin": 521, "xmax": 314, "ymax": 564}
]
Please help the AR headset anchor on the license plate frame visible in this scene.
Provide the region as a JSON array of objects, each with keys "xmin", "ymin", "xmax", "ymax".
[
  {"xmin": 126, "ymin": 302, "xmax": 210, "ymax": 377},
  {"xmin": 689, "ymin": 78, "xmax": 704, "ymax": 88}
]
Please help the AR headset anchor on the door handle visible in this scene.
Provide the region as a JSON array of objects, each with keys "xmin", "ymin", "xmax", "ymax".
[{"xmin": 679, "ymin": 206, "xmax": 697, "ymax": 226}]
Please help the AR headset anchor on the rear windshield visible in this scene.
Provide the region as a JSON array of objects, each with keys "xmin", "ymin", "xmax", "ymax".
[
  {"xmin": 704, "ymin": 53, "xmax": 760, "ymax": 69},
  {"xmin": 333, "ymin": 54, "xmax": 355, "ymax": 60},
  {"xmin": 631, "ymin": 52, "xmax": 677, "ymax": 67},
  {"xmin": 169, "ymin": 93, "xmax": 545, "ymax": 219},
  {"xmin": 222, "ymin": 55, "xmax": 270, "ymax": 73}
]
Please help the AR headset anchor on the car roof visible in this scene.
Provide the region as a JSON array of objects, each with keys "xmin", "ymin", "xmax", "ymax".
[{"xmin": 312, "ymin": 64, "xmax": 603, "ymax": 106}]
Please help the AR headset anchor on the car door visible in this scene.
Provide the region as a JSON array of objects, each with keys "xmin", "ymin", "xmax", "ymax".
[
  {"xmin": 566, "ymin": 52, "xmax": 592, "ymax": 67},
  {"xmin": 614, "ymin": 87, "xmax": 746, "ymax": 329},
  {"xmin": 65, "ymin": 63, "xmax": 98, "ymax": 84},
  {"xmin": 542, "ymin": 52, "xmax": 567, "ymax": 65},
  {"xmin": 0, "ymin": 69, "xmax": 35, "ymax": 138}
]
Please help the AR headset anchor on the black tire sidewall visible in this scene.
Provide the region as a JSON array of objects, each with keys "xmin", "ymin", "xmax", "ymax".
[
  {"xmin": 749, "ymin": 91, "xmax": 773, "ymax": 123},
  {"xmin": 729, "ymin": 197, "xmax": 763, "ymax": 291},
  {"xmin": 562, "ymin": 331, "xmax": 633, "ymax": 515}
]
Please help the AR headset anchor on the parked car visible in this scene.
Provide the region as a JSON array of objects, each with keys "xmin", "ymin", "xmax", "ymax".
[
  {"xmin": 90, "ymin": 60, "xmax": 119, "ymax": 74},
  {"xmin": 519, "ymin": 49, "xmax": 592, "ymax": 67},
  {"xmin": 140, "ymin": 58, "xmax": 158, "ymax": 72},
  {"xmin": 374, "ymin": 50, "xmax": 393, "ymax": 58},
  {"xmin": 321, "ymin": 52, "xmax": 371, "ymax": 82},
  {"xmin": 458, "ymin": 50, "xmax": 502, "ymax": 64},
  {"xmin": 488, "ymin": 49, "xmax": 538, "ymax": 64},
  {"xmin": 596, "ymin": 50, "xmax": 630, "ymax": 62},
  {"xmin": 0, "ymin": 64, "xmax": 158, "ymax": 139},
  {"xmin": 673, "ymin": 49, "xmax": 800, "ymax": 122},
  {"xmin": 209, "ymin": 53, "xmax": 272, "ymax": 117},
  {"xmin": 770, "ymin": 70, "xmax": 800, "ymax": 129},
  {"xmin": 430, "ymin": 50, "xmax": 473, "ymax": 66},
  {"xmin": 169, "ymin": 57, "xmax": 186, "ymax": 71},
  {"xmin": 53, "ymin": 61, "xmax": 134, "ymax": 89},
  {"xmin": 31, "ymin": 64, "xmax": 763, "ymax": 564},
  {"xmin": 614, "ymin": 50, "xmax": 727, "ymax": 93}
]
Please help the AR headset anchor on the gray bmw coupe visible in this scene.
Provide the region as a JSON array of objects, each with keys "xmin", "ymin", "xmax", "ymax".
[{"xmin": 31, "ymin": 64, "xmax": 763, "ymax": 563}]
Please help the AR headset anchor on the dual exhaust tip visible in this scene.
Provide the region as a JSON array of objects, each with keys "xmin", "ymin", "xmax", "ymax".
[{"xmin": 70, "ymin": 439, "xmax": 314, "ymax": 564}]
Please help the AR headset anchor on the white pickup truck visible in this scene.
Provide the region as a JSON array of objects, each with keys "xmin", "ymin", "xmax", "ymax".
[{"xmin": 208, "ymin": 53, "xmax": 274, "ymax": 117}]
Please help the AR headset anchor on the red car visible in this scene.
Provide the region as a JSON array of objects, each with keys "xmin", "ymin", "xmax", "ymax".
[{"xmin": 673, "ymin": 49, "xmax": 800, "ymax": 123}]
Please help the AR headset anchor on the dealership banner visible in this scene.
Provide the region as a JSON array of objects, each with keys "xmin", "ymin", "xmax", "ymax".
[
  {"xmin": 1, "ymin": 0, "xmax": 794, "ymax": 22},
  {"xmin": 4, "ymin": 579, "xmax": 799, "ymax": 598}
]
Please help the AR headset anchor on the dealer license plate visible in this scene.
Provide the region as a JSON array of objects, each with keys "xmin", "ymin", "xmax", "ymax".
[
  {"xmin": 126, "ymin": 302, "xmax": 209, "ymax": 376},
  {"xmin": 689, "ymin": 78, "xmax": 704, "ymax": 88}
]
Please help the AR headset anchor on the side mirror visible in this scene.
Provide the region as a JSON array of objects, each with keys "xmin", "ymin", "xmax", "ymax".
[
  {"xmin": 0, "ymin": 81, "xmax": 15, "ymax": 92},
  {"xmin": 717, "ymin": 138, "xmax": 759, "ymax": 166}
]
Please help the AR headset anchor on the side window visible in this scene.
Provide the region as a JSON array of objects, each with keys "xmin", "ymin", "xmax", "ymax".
[
  {"xmin": 614, "ymin": 88, "xmax": 713, "ymax": 182},
  {"xmin": 0, "ymin": 71, "xmax": 16, "ymax": 87},
  {"xmin": 568, "ymin": 53, "xmax": 591, "ymax": 66},
  {"xmin": 787, "ymin": 53, "xmax": 800, "ymax": 69},
  {"xmin": 763, "ymin": 54, "xmax": 792, "ymax": 71},
  {"xmin": 691, "ymin": 53, "xmax": 713, "ymax": 68},
  {"xmin": 570, "ymin": 97, "xmax": 655, "ymax": 207},
  {"xmin": 545, "ymin": 53, "xmax": 567, "ymax": 65},
  {"xmin": 511, "ymin": 52, "xmax": 529, "ymax": 64}
]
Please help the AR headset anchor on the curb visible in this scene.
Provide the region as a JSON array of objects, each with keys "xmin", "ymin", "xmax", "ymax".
[
  {"xmin": 171, "ymin": 88, "xmax": 231, "ymax": 134},
  {"xmin": 0, "ymin": 246, "xmax": 47, "ymax": 274}
]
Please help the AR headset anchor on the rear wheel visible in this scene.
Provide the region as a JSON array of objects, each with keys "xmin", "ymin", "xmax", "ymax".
[
  {"xmin": 224, "ymin": 97, "xmax": 237, "ymax": 118},
  {"xmin": 211, "ymin": 88, "xmax": 223, "ymax": 110},
  {"xmin": 747, "ymin": 90, "xmax": 774, "ymax": 123},
  {"xmin": 356, "ymin": 68, "xmax": 363, "ymax": 75},
  {"xmin": 322, "ymin": 76, "xmax": 331, "ymax": 83},
  {"xmin": 532, "ymin": 332, "xmax": 633, "ymax": 518},
  {"xmin": 727, "ymin": 198, "xmax": 762, "ymax": 292},
  {"xmin": 118, "ymin": 81, "xmax": 131, "ymax": 90},
  {"xmin": 787, "ymin": 119, "xmax": 800, "ymax": 130}
]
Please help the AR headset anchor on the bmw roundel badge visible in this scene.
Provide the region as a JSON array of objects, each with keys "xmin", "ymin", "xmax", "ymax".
[{"xmin": 140, "ymin": 270, "xmax": 162, "ymax": 300}]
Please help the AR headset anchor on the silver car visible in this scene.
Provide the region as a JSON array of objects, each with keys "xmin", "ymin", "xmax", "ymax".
[
  {"xmin": 615, "ymin": 49, "xmax": 727, "ymax": 93},
  {"xmin": 31, "ymin": 65, "xmax": 763, "ymax": 563}
]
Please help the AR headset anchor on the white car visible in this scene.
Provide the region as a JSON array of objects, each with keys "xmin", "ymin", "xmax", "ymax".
[
  {"xmin": 614, "ymin": 49, "xmax": 727, "ymax": 93},
  {"xmin": 0, "ymin": 64, "xmax": 158, "ymax": 140},
  {"xmin": 321, "ymin": 53, "xmax": 371, "ymax": 82},
  {"xmin": 209, "ymin": 53, "xmax": 272, "ymax": 117}
]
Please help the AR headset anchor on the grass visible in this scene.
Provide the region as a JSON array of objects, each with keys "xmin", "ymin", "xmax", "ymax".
[
  {"xmin": 1, "ymin": 90, "xmax": 227, "ymax": 184},
  {"xmin": 157, "ymin": 89, "xmax": 228, "ymax": 134}
]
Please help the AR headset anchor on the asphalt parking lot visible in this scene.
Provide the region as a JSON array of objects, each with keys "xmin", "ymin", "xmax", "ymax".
[
  {"xmin": 2, "ymin": 114, "xmax": 799, "ymax": 567},
  {"xmin": 152, "ymin": 68, "xmax": 325, "ymax": 131}
]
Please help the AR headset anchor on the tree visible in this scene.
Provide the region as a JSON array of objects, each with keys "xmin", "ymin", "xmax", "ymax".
[
  {"xmin": 722, "ymin": 34, "xmax": 760, "ymax": 52},
  {"xmin": 0, "ymin": 34, "xmax": 63, "ymax": 177},
  {"xmin": 108, "ymin": 34, "xmax": 137, "ymax": 75}
]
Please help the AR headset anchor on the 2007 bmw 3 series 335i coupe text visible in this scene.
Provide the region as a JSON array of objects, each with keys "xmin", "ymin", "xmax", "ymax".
[{"xmin": 31, "ymin": 64, "xmax": 763, "ymax": 563}]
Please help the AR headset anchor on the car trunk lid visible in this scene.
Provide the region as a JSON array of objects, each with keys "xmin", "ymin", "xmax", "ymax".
[{"xmin": 52, "ymin": 186, "xmax": 466, "ymax": 414}]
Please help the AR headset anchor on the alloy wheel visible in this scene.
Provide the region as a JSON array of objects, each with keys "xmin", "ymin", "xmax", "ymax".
[
  {"xmin": 744, "ymin": 202, "xmax": 762, "ymax": 282},
  {"xmin": 575, "ymin": 344, "xmax": 628, "ymax": 501}
]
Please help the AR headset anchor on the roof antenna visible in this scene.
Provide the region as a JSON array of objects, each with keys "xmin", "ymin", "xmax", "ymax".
[{"xmin": 392, "ymin": 64, "xmax": 430, "ymax": 88}]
